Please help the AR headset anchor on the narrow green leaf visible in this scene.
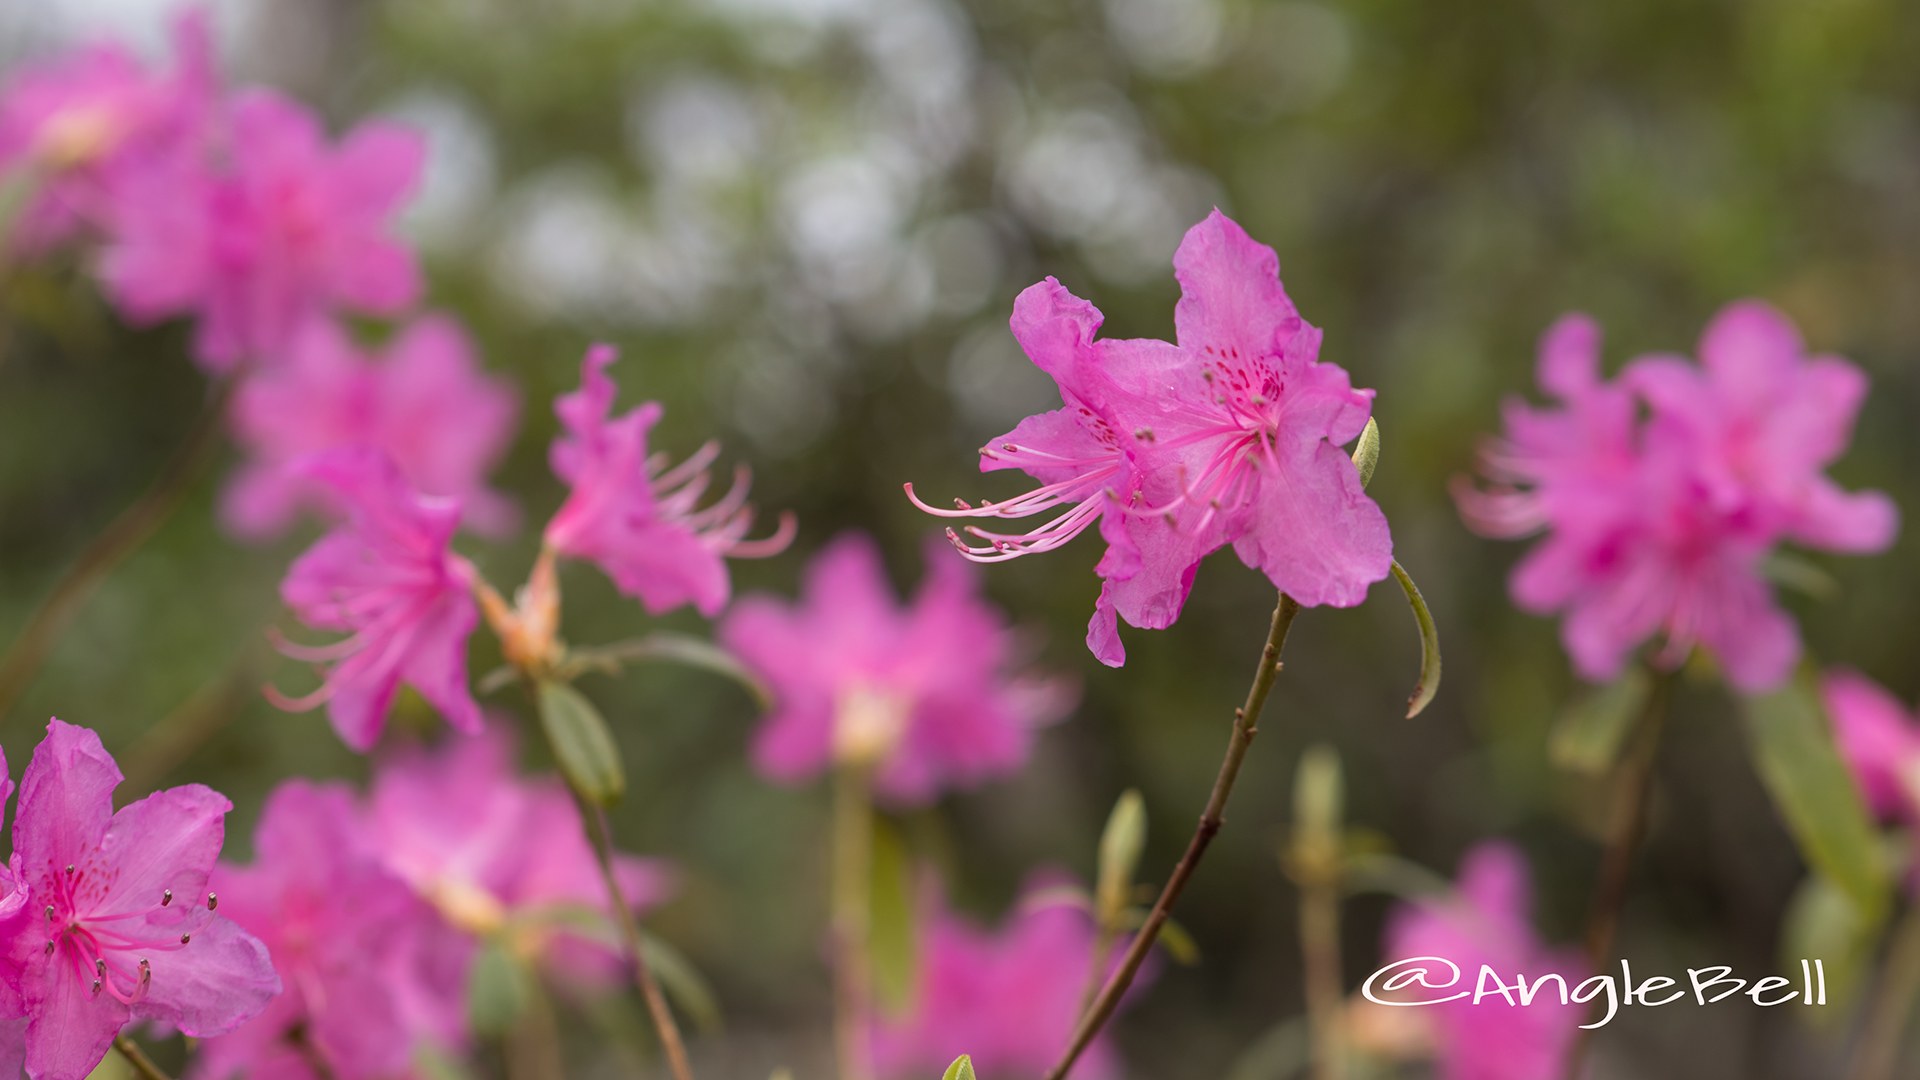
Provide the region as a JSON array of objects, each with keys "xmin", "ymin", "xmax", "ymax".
[
  {"xmin": 869, "ymin": 817, "xmax": 919, "ymax": 1012},
  {"xmin": 561, "ymin": 632, "xmax": 772, "ymax": 707},
  {"xmin": 1388, "ymin": 561, "xmax": 1441, "ymax": 718},
  {"xmin": 467, "ymin": 940, "xmax": 533, "ymax": 1036},
  {"xmin": 1741, "ymin": 675, "xmax": 1891, "ymax": 923},
  {"xmin": 1350, "ymin": 416, "xmax": 1381, "ymax": 490},
  {"xmin": 1095, "ymin": 789, "xmax": 1147, "ymax": 922},
  {"xmin": 1760, "ymin": 552, "xmax": 1840, "ymax": 601},
  {"xmin": 537, "ymin": 680, "xmax": 626, "ymax": 806},
  {"xmin": 1340, "ymin": 852, "xmax": 1454, "ymax": 901},
  {"xmin": 943, "ymin": 1054, "xmax": 978, "ymax": 1080},
  {"xmin": 640, "ymin": 930, "xmax": 724, "ymax": 1034},
  {"xmin": 1548, "ymin": 666, "xmax": 1652, "ymax": 775},
  {"xmin": 1780, "ymin": 870, "xmax": 1883, "ymax": 1025},
  {"xmin": 1155, "ymin": 916, "xmax": 1202, "ymax": 966}
]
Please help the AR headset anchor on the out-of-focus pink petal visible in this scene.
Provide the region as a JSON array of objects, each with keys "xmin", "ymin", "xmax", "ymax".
[{"xmin": 1822, "ymin": 669, "xmax": 1920, "ymax": 822}]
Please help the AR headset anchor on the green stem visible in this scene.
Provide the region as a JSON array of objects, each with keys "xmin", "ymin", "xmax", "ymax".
[
  {"xmin": 113, "ymin": 1035, "xmax": 173, "ymax": 1080},
  {"xmin": 1045, "ymin": 593, "xmax": 1302, "ymax": 1080},
  {"xmin": 832, "ymin": 762, "xmax": 877, "ymax": 1080},
  {"xmin": 1847, "ymin": 901, "xmax": 1920, "ymax": 1080},
  {"xmin": 0, "ymin": 376, "xmax": 233, "ymax": 726},
  {"xmin": 1301, "ymin": 869, "xmax": 1345, "ymax": 1080},
  {"xmin": 576, "ymin": 793, "xmax": 697, "ymax": 1080},
  {"xmin": 1563, "ymin": 671, "xmax": 1671, "ymax": 1080}
]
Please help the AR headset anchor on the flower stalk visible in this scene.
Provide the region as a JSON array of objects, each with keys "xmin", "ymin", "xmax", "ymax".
[
  {"xmin": 1046, "ymin": 591, "xmax": 1301, "ymax": 1080},
  {"xmin": 1846, "ymin": 900, "xmax": 1920, "ymax": 1080},
  {"xmin": 832, "ymin": 761, "xmax": 878, "ymax": 1080},
  {"xmin": 114, "ymin": 1035, "xmax": 174, "ymax": 1080}
]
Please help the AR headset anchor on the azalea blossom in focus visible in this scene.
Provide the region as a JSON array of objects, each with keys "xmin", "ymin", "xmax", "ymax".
[
  {"xmin": 197, "ymin": 779, "xmax": 468, "ymax": 1080},
  {"xmin": 720, "ymin": 531, "xmax": 1076, "ymax": 804},
  {"xmin": 368, "ymin": 722, "xmax": 674, "ymax": 985},
  {"xmin": 1455, "ymin": 302, "xmax": 1898, "ymax": 692},
  {"xmin": 1380, "ymin": 842, "xmax": 1586, "ymax": 1080},
  {"xmin": 909, "ymin": 210, "xmax": 1391, "ymax": 666},
  {"xmin": 0, "ymin": 719, "xmax": 279, "ymax": 1080},
  {"xmin": 269, "ymin": 447, "xmax": 483, "ymax": 751},
  {"xmin": 545, "ymin": 343, "xmax": 795, "ymax": 617},
  {"xmin": 0, "ymin": 11, "xmax": 215, "ymax": 252},
  {"xmin": 100, "ymin": 88, "xmax": 424, "ymax": 371},
  {"xmin": 870, "ymin": 876, "xmax": 1148, "ymax": 1080},
  {"xmin": 224, "ymin": 315, "xmax": 520, "ymax": 540}
]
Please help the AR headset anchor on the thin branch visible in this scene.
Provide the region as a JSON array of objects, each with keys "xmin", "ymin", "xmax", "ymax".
[
  {"xmin": 832, "ymin": 763, "xmax": 877, "ymax": 1080},
  {"xmin": 113, "ymin": 1035, "xmax": 173, "ymax": 1080},
  {"xmin": 1847, "ymin": 901, "xmax": 1920, "ymax": 1080},
  {"xmin": 1045, "ymin": 593, "xmax": 1301, "ymax": 1080},
  {"xmin": 0, "ymin": 376, "xmax": 234, "ymax": 726}
]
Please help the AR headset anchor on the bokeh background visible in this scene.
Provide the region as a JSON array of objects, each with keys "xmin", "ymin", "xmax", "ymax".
[{"xmin": 4, "ymin": 0, "xmax": 1920, "ymax": 1077}]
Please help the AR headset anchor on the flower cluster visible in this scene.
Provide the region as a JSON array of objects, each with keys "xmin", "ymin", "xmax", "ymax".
[
  {"xmin": 722, "ymin": 531, "xmax": 1077, "ymax": 804},
  {"xmin": 1456, "ymin": 303, "xmax": 1898, "ymax": 692},
  {"xmin": 198, "ymin": 722, "xmax": 673, "ymax": 1079},
  {"xmin": 910, "ymin": 209, "xmax": 1392, "ymax": 666}
]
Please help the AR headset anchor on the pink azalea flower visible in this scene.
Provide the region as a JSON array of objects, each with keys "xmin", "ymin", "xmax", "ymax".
[
  {"xmin": 0, "ymin": 719, "xmax": 278, "ymax": 1080},
  {"xmin": 269, "ymin": 447, "xmax": 483, "ymax": 751},
  {"xmin": 0, "ymin": 11, "xmax": 215, "ymax": 252},
  {"xmin": 1820, "ymin": 668, "xmax": 1920, "ymax": 825},
  {"xmin": 100, "ymin": 88, "xmax": 423, "ymax": 371},
  {"xmin": 870, "ymin": 876, "xmax": 1147, "ymax": 1080},
  {"xmin": 223, "ymin": 315, "xmax": 520, "ymax": 540},
  {"xmin": 544, "ymin": 344, "xmax": 795, "ymax": 616},
  {"xmin": 367, "ymin": 722, "xmax": 674, "ymax": 987},
  {"xmin": 1381, "ymin": 842, "xmax": 1586, "ymax": 1080},
  {"xmin": 719, "ymin": 531, "xmax": 1077, "ymax": 805},
  {"xmin": 910, "ymin": 210, "xmax": 1391, "ymax": 666},
  {"xmin": 1456, "ymin": 303, "xmax": 1898, "ymax": 693},
  {"xmin": 194, "ymin": 779, "xmax": 468, "ymax": 1080}
]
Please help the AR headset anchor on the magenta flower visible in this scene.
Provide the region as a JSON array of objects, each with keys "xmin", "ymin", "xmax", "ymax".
[
  {"xmin": 194, "ymin": 779, "xmax": 468, "ymax": 1080},
  {"xmin": 0, "ymin": 11, "xmax": 214, "ymax": 252},
  {"xmin": 224, "ymin": 315, "xmax": 520, "ymax": 540},
  {"xmin": 910, "ymin": 210, "xmax": 1391, "ymax": 666},
  {"xmin": 0, "ymin": 719, "xmax": 278, "ymax": 1080},
  {"xmin": 544, "ymin": 344, "xmax": 795, "ymax": 616},
  {"xmin": 367, "ymin": 722, "xmax": 674, "ymax": 986},
  {"xmin": 871, "ymin": 876, "xmax": 1147, "ymax": 1080},
  {"xmin": 100, "ymin": 88, "xmax": 423, "ymax": 371},
  {"xmin": 269, "ymin": 447, "xmax": 483, "ymax": 751},
  {"xmin": 1456, "ymin": 302, "xmax": 1898, "ymax": 692},
  {"xmin": 1381, "ymin": 842, "xmax": 1586, "ymax": 1080},
  {"xmin": 719, "ymin": 531, "xmax": 1077, "ymax": 804},
  {"xmin": 1821, "ymin": 668, "xmax": 1920, "ymax": 825}
]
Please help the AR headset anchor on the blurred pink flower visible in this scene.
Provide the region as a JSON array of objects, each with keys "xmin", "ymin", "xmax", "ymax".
[
  {"xmin": 0, "ymin": 719, "xmax": 278, "ymax": 1080},
  {"xmin": 223, "ymin": 315, "xmax": 520, "ymax": 540},
  {"xmin": 1456, "ymin": 302, "xmax": 1897, "ymax": 693},
  {"xmin": 195, "ymin": 779, "xmax": 468, "ymax": 1080},
  {"xmin": 1821, "ymin": 668, "xmax": 1920, "ymax": 825},
  {"xmin": 871, "ymin": 877, "xmax": 1144, "ymax": 1080},
  {"xmin": 910, "ymin": 210, "xmax": 1390, "ymax": 666},
  {"xmin": 1382, "ymin": 842, "xmax": 1586, "ymax": 1080},
  {"xmin": 270, "ymin": 448, "xmax": 483, "ymax": 751},
  {"xmin": 720, "ymin": 531, "xmax": 1077, "ymax": 805},
  {"xmin": 544, "ymin": 344, "xmax": 795, "ymax": 616},
  {"xmin": 368, "ymin": 722, "xmax": 674, "ymax": 987},
  {"xmin": 100, "ymin": 88, "xmax": 423, "ymax": 371},
  {"xmin": 0, "ymin": 11, "xmax": 215, "ymax": 251}
]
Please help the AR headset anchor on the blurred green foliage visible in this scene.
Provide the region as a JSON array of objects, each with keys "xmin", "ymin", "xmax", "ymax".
[{"xmin": 9, "ymin": 0, "xmax": 1920, "ymax": 1076}]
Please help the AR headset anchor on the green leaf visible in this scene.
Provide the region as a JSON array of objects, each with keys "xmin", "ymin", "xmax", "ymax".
[
  {"xmin": 1388, "ymin": 561, "xmax": 1441, "ymax": 718},
  {"xmin": 1741, "ymin": 674, "xmax": 1891, "ymax": 923},
  {"xmin": 537, "ymin": 680, "xmax": 626, "ymax": 806},
  {"xmin": 1548, "ymin": 666, "xmax": 1652, "ymax": 776},
  {"xmin": 1292, "ymin": 745, "xmax": 1343, "ymax": 836},
  {"xmin": 1113, "ymin": 907, "xmax": 1200, "ymax": 965},
  {"xmin": 640, "ymin": 930, "xmax": 724, "ymax": 1034},
  {"xmin": 1095, "ymin": 789, "xmax": 1147, "ymax": 923},
  {"xmin": 1781, "ymin": 870, "xmax": 1883, "ymax": 1025},
  {"xmin": 943, "ymin": 1054, "xmax": 978, "ymax": 1080},
  {"xmin": 1760, "ymin": 552, "xmax": 1840, "ymax": 601},
  {"xmin": 870, "ymin": 817, "xmax": 919, "ymax": 1012},
  {"xmin": 1349, "ymin": 417, "xmax": 1380, "ymax": 490},
  {"xmin": 1340, "ymin": 851, "xmax": 1454, "ymax": 901},
  {"xmin": 468, "ymin": 940, "xmax": 534, "ymax": 1036},
  {"xmin": 560, "ymin": 632, "xmax": 773, "ymax": 707}
]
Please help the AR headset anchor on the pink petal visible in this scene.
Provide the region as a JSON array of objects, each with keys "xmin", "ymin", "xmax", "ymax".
[
  {"xmin": 93, "ymin": 784, "xmax": 230, "ymax": 919},
  {"xmin": 14, "ymin": 719, "xmax": 121, "ymax": 879},
  {"xmin": 139, "ymin": 914, "xmax": 280, "ymax": 1038},
  {"xmin": 1822, "ymin": 668, "xmax": 1920, "ymax": 820},
  {"xmin": 1171, "ymin": 209, "xmax": 1304, "ymax": 363},
  {"xmin": 1230, "ymin": 439, "xmax": 1392, "ymax": 608},
  {"xmin": 1536, "ymin": 313, "xmax": 1602, "ymax": 400}
]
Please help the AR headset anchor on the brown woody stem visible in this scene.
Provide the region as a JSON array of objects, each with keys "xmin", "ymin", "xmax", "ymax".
[
  {"xmin": 113, "ymin": 1035, "xmax": 173, "ymax": 1080},
  {"xmin": 1045, "ymin": 592, "xmax": 1301, "ymax": 1080}
]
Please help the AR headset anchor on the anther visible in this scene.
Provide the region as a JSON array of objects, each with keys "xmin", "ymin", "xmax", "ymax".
[
  {"xmin": 44, "ymin": 906, "xmax": 53, "ymax": 921},
  {"xmin": 43, "ymin": 941, "xmax": 53, "ymax": 956},
  {"xmin": 95, "ymin": 959, "xmax": 105, "ymax": 976},
  {"xmin": 207, "ymin": 893, "xmax": 218, "ymax": 910},
  {"xmin": 180, "ymin": 933, "xmax": 191, "ymax": 945},
  {"xmin": 162, "ymin": 889, "xmax": 172, "ymax": 907},
  {"xmin": 1002, "ymin": 444, "xmax": 1017, "ymax": 452},
  {"xmin": 65, "ymin": 865, "xmax": 73, "ymax": 876},
  {"xmin": 954, "ymin": 498, "xmax": 972, "ymax": 510},
  {"xmin": 90, "ymin": 979, "xmax": 101, "ymax": 995}
]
